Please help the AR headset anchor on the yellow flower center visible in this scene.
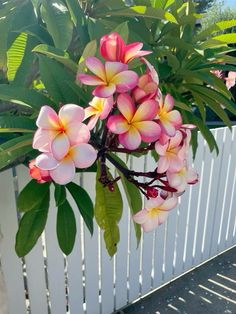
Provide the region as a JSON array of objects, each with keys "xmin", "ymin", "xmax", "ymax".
[{"xmin": 148, "ymin": 207, "xmax": 161, "ymax": 218}]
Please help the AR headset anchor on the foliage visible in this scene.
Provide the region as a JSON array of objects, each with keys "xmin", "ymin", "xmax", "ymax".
[{"xmin": 0, "ymin": 0, "xmax": 236, "ymax": 257}]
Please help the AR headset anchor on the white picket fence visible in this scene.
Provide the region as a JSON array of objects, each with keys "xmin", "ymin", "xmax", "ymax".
[{"xmin": 0, "ymin": 126, "xmax": 236, "ymax": 314}]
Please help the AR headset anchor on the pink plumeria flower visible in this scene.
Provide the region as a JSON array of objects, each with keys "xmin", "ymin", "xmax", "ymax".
[
  {"xmin": 100, "ymin": 32, "xmax": 151, "ymax": 64},
  {"xmin": 155, "ymin": 131, "xmax": 185, "ymax": 173},
  {"xmin": 211, "ymin": 69, "xmax": 223, "ymax": 79},
  {"xmin": 107, "ymin": 93, "xmax": 161, "ymax": 150},
  {"xmin": 84, "ymin": 96, "xmax": 113, "ymax": 130},
  {"xmin": 133, "ymin": 196, "xmax": 178, "ymax": 232},
  {"xmin": 77, "ymin": 57, "xmax": 138, "ymax": 98},
  {"xmin": 29, "ymin": 160, "xmax": 52, "ymax": 184},
  {"xmin": 167, "ymin": 164, "xmax": 198, "ymax": 193},
  {"xmin": 33, "ymin": 104, "xmax": 90, "ymax": 160},
  {"xmin": 132, "ymin": 73, "xmax": 158, "ymax": 103},
  {"xmin": 156, "ymin": 94, "xmax": 182, "ymax": 137},
  {"xmin": 35, "ymin": 144, "xmax": 97, "ymax": 185},
  {"xmin": 225, "ymin": 71, "xmax": 236, "ymax": 90}
]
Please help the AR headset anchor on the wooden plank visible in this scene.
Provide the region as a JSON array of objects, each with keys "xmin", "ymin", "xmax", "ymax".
[
  {"xmin": 17, "ymin": 165, "xmax": 49, "ymax": 314},
  {"xmin": 201, "ymin": 128, "xmax": 224, "ymax": 260},
  {"xmin": 0, "ymin": 169, "xmax": 26, "ymax": 314},
  {"xmin": 173, "ymin": 188, "xmax": 190, "ymax": 276},
  {"xmin": 44, "ymin": 189, "xmax": 67, "ymax": 314},
  {"xmin": 114, "ymin": 182, "xmax": 129, "ymax": 310},
  {"xmin": 82, "ymin": 173, "xmax": 100, "ymax": 314},
  {"xmin": 210, "ymin": 127, "xmax": 232, "ymax": 257},
  {"xmin": 66, "ymin": 175, "xmax": 85, "ymax": 314},
  {"xmin": 218, "ymin": 127, "xmax": 236, "ymax": 252},
  {"xmin": 163, "ymin": 205, "xmax": 178, "ymax": 282},
  {"xmin": 127, "ymin": 156, "xmax": 141, "ymax": 303},
  {"xmin": 152, "ymin": 223, "xmax": 165, "ymax": 288},
  {"xmin": 183, "ymin": 133, "xmax": 205, "ymax": 271}
]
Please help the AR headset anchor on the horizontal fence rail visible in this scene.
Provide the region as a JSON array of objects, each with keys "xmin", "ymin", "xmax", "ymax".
[{"xmin": 0, "ymin": 126, "xmax": 236, "ymax": 314}]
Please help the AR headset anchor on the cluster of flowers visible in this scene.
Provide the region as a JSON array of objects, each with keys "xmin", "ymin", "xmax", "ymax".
[
  {"xmin": 212, "ymin": 69, "xmax": 236, "ymax": 90},
  {"xmin": 30, "ymin": 32, "xmax": 198, "ymax": 232}
]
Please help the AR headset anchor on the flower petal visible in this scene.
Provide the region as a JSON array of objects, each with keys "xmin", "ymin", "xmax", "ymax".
[
  {"xmin": 99, "ymin": 97, "xmax": 113, "ymax": 119},
  {"xmin": 119, "ymin": 126, "xmax": 141, "ymax": 150},
  {"xmin": 87, "ymin": 115, "xmax": 99, "ymax": 130},
  {"xmin": 146, "ymin": 196, "xmax": 164, "ymax": 210},
  {"xmin": 70, "ymin": 143, "xmax": 97, "ymax": 169},
  {"xmin": 33, "ymin": 128, "xmax": 58, "ymax": 152},
  {"xmin": 167, "ymin": 110, "xmax": 182, "ymax": 127},
  {"xmin": 36, "ymin": 106, "xmax": 60, "ymax": 129},
  {"xmin": 164, "ymin": 94, "xmax": 174, "ymax": 112},
  {"xmin": 111, "ymin": 71, "xmax": 139, "ymax": 92},
  {"xmin": 93, "ymin": 84, "xmax": 116, "ymax": 98},
  {"xmin": 77, "ymin": 74, "xmax": 105, "ymax": 86},
  {"xmin": 85, "ymin": 57, "xmax": 106, "ymax": 81},
  {"xmin": 167, "ymin": 171, "xmax": 184, "ymax": 188},
  {"xmin": 84, "ymin": 106, "xmax": 98, "ymax": 119},
  {"xmin": 66, "ymin": 122, "xmax": 90, "ymax": 145},
  {"xmin": 133, "ymin": 209, "xmax": 148, "ymax": 224},
  {"xmin": 132, "ymin": 99, "xmax": 158, "ymax": 122},
  {"xmin": 168, "ymin": 155, "xmax": 184, "ymax": 172},
  {"xmin": 157, "ymin": 211, "xmax": 169, "ymax": 225},
  {"xmin": 124, "ymin": 42, "xmax": 152, "ymax": 63},
  {"xmin": 117, "ymin": 93, "xmax": 135, "ymax": 122},
  {"xmin": 107, "ymin": 115, "xmax": 129, "ymax": 134},
  {"xmin": 169, "ymin": 131, "xmax": 183, "ymax": 149},
  {"xmin": 59, "ymin": 104, "xmax": 84, "ymax": 126},
  {"xmin": 186, "ymin": 168, "xmax": 198, "ymax": 184},
  {"xmin": 142, "ymin": 217, "xmax": 159, "ymax": 232},
  {"xmin": 157, "ymin": 156, "xmax": 170, "ymax": 173},
  {"xmin": 155, "ymin": 141, "xmax": 168, "ymax": 156},
  {"xmin": 36, "ymin": 153, "xmax": 59, "ymax": 170},
  {"xmin": 105, "ymin": 62, "xmax": 128, "ymax": 81},
  {"xmin": 159, "ymin": 197, "xmax": 178, "ymax": 211},
  {"xmin": 50, "ymin": 157, "xmax": 75, "ymax": 185},
  {"xmin": 134, "ymin": 121, "xmax": 161, "ymax": 142},
  {"xmin": 51, "ymin": 133, "xmax": 70, "ymax": 160},
  {"xmin": 160, "ymin": 119, "xmax": 176, "ymax": 137}
]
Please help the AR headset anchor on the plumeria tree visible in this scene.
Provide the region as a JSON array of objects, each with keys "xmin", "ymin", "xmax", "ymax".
[{"xmin": 0, "ymin": 0, "xmax": 236, "ymax": 257}]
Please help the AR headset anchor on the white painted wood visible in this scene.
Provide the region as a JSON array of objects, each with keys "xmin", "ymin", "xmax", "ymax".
[
  {"xmin": 66, "ymin": 174, "xmax": 85, "ymax": 314},
  {"xmin": 210, "ymin": 127, "xmax": 232, "ymax": 257},
  {"xmin": 183, "ymin": 133, "xmax": 205, "ymax": 271},
  {"xmin": 114, "ymin": 182, "xmax": 129, "ymax": 310},
  {"xmin": 0, "ymin": 169, "xmax": 26, "ymax": 314},
  {"xmin": 82, "ymin": 173, "xmax": 100, "ymax": 314},
  {"xmin": 152, "ymin": 222, "xmax": 165, "ymax": 287},
  {"xmin": 128, "ymin": 156, "xmax": 141, "ymax": 303},
  {"xmin": 16, "ymin": 165, "xmax": 49, "ymax": 314},
  {"xmin": 44, "ymin": 190, "xmax": 67, "ymax": 314},
  {"xmin": 163, "ymin": 205, "xmax": 178, "ymax": 282},
  {"xmin": 0, "ymin": 231, "xmax": 9, "ymax": 314},
  {"xmin": 201, "ymin": 128, "xmax": 224, "ymax": 260},
  {"xmin": 218, "ymin": 127, "xmax": 236, "ymax": 252}
]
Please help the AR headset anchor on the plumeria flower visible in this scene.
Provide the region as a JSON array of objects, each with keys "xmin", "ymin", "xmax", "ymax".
[
  {"xmin": 29, "ymin": 160, "xmax": 51, "ymax": 184},
  {"xmin": 225, "ymin": 71, "xmax": 236, "ymax": 90},
  {"xmin": 77, "ymin": 57, "xmax": 138, "ymax": 98},
  {"xmin": 211, "ymin": 69, "xmax": 223, "ymax": 79},
  {"xmin": 167, "ymin": 164, "xmax": 198, "ymax": 193},
  {"xmin": 84, "ymin": 96, "xmax": 113, "ymax": 130},
  {"xmin": 156, "ymin": 94, "xmax": 182, "ymax": 137},
  {"xmin": 133, "ymin": 196, "xmax": 178, "ymax": 232},
  {"xmin": 107, "ymin": 93, "xmax": 161, "ymax": 150},
  {"xmin": 100, "ymin": 32, "xmax": 151, "ymax": 63},
  {"xmin": 33, "ymin": 104, "xmax": 90, "ymax": 159},
  {"xmin": 35, "ymin": 144, "xmax": 97, "ymax": 185},
  {"xmin": 132, "ymin": 73, "xmax": 158, "ymax": 103},
  {"xmin": 155, "ymin": 131, "xmax": 185, "ymax": 173}
]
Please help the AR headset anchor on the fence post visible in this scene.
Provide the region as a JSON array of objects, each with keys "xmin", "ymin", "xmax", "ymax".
[{"xmin": 0, "ymin": 227, "xmax": 9, "ymax": 314}]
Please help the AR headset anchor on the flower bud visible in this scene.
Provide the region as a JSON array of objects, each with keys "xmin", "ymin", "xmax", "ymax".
[
  {"xmin": 146, "ymin": 187, "xmax": 158, "ymax": 198},
  {"xmin": 132, "ymin": 73, "xmax": 158, "ymax": 103},
  {"xmin": 100, "ymin": 32, "xmax": 125, "ymax": 62},
  {"xmin": 29, "ymin": 160, "xmax": 52, "ymax": 184}
]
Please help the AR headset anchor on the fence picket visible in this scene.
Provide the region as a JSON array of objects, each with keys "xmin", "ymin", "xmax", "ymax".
[
  {"xmin": 0, "ymin": 169, "xmax": 26, "ymax": 314},
  {"xmin": 17, "ymin": 165, "xmax": 49, "ymax": 314}
]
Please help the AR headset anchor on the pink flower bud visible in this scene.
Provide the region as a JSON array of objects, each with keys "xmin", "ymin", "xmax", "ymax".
[
  {"xmin": 100, "ymin": 32, "xmax": 125, "ymax": 62},
  {"xmin": 132, "ymin": 73, "xmax": 158, "ymax": 103},
  {"xmin": 146, "ymin": 187, "xmax": 158, "ymax": 198},
  {"xmin": 29, "ymin": 160, "xmax": 52, "ymax": 184}
]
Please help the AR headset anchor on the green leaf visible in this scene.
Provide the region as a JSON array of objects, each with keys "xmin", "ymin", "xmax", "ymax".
[
  {"xmin": 41, "ymin": 0, "xmax": 73, "ymax": 50},
  {"xmin": 33, "ymin": 44, "xmax": 77, "ymax": 73},
  {"xmin": 0, "ymin": 134, "xmax": 33, "ymax": 170},
  {"xmin": 200, "ymin": 33, "xmax": 236, "ymax": 49},
  {"xmin": 95, "ymin": 162, "xmax": 123, "ymax": 257},
  {"xmin": 38, "ymin": 55, "xmax": 78, "ymax": 104},
  {"xmin": 7, "ymin": 32, "xmax": 28, "ymax": 81},
  {"xmin": 17, "ymin": 179, "xmax": 50, "ymax": 212},
  {"xmin": 97, "ymin": 6, "xmax": 178, "ymax": 24},
  {"xmin": 0, "ymin": 116, "xmax": 36, "ymax": 133},
  {"xmin": 196, "ymin": 20, "xmax": 236, "ymax": 42},
  {"xmin": 108, "ymin": 153, "xmax": 142, "ymax": 246},
  {"xmin": 15, "ymin": 190, "xmax": 49, "ymax": 257},
  {"xmin": 57, "ymin": 200, "xmax": 77, "ymax": 255},
  {"xmin": 0, "ymin": 84, "xmax": 56, "ymax": 110},
  {"xmin": 54, "ymin": 184, "xmax": 66, "ymax": 207},
  {"xmin": 78, "ymin": 39, "xmax": 97, "ymax": 73},
  {"xmin": 113, "ymin": 21, "xmax": 129, "ymax": 43},
  {"xmin": 66, "ymin": 182, "xmax": 94, "ymax": 235}
]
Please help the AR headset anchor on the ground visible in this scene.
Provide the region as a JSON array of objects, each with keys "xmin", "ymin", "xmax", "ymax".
[{"xmin": 119, "ymin": 246, "xmax": 236, "ymax": 314}]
